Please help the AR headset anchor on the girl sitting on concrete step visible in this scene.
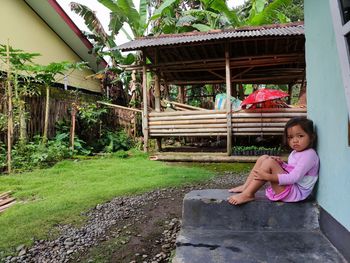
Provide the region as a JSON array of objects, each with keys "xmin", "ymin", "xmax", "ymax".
[{"xmin": 228, "ymin": 117, "xmax": 319, "ymax": 205}]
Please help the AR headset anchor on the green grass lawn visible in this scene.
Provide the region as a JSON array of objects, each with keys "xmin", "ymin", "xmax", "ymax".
[{"xmin": 0, "ymin": 150, "xmax": 251, "ymax": 254}]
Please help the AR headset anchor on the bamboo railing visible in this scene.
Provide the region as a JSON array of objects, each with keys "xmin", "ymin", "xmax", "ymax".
[{"xmin": 148, "ymin": 107, "xmax": 307, "ymax": 137}]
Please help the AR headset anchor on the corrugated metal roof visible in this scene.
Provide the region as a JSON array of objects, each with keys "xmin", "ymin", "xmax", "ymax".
[{"xmin": 118, "ymin": 22, "xmax": 304, "ymax": 51}]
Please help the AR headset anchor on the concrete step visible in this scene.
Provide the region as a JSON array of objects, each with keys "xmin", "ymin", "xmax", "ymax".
[
  {"xmin": 181, "ymin": 189, "xmax": 319, "ymax": 231},
  {"xmin": 173, "ymin": 189, "xmax": 347, "ymax": 263}
]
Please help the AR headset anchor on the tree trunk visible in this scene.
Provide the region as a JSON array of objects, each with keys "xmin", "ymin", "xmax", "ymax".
[
  {"xmin": 14, "ymin": 73, "xmax": 27, "ymax": 143},
  {"xmin": 19, "ymin": 100, "xmax": 27, "ymax": 143},
  {"xmin": 43, "ymin": 85, "xmax": 50, "ymax": 144},
  {"xmin": 6, "ymin": 42, "xmax": 13, "ymax": 174},
  {"xmin": 70, "ymin": 105, "xmax": 77, "ymax": 153}
]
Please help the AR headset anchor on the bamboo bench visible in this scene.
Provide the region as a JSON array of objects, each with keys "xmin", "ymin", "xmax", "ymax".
[{"xmin": 148, "ymin": 107, "xmax": 307, "ymax": 137}]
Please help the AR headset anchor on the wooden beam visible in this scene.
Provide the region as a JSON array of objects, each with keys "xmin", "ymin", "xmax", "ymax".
[
  {"xmin": 120, "ymin": 53, "xmax": 304, "ymax": 71},
  {"xmin": 142, "ymin": 56, "xmax": 149, "ymax": 152},
  {"xmin": 208, "ymin": 70, "xmax": 225, "ymax": 80},
  {"xmin": 225, "ymin": 43, "xmax": 232, "ymax": 156},
  {"xmin": 163, "ymin": 99, "xmax": 205, "ymax": 111},
  {"xmin": 97, "ymin": 101, "xmax": 142, "ymax": 113}
]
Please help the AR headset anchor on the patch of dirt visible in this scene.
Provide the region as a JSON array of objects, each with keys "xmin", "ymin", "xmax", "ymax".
[{"xmin": 73, "ymin": 173, "xmax": 246, "ymax": 263}]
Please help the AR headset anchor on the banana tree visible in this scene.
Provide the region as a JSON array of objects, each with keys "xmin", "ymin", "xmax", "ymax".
[
  {"xmin": 70, "ymin": 2, "xmax": 131, "ymax": 67},
  {"xmin": 150, "ymin": 0, "xmax": 293, "ymax": 34}
]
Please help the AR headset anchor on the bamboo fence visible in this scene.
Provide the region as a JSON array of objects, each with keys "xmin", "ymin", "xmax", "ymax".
[
  {"xmin": 148, "ymin": 107, "xmax": 307, "ymax": 137},
  {"xmin": 0, "ymin": 89, "xmax": 140, "ymax": 142}
]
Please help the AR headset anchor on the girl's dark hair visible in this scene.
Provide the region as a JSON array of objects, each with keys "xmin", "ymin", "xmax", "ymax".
[{"xmin": 283, "ymin": 117, "xmax": 317, "ymax": 149}]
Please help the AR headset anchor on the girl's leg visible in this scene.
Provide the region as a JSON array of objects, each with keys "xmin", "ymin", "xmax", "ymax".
[
  {"xmin": 229, "ymin": 155, "xmax": 269, "ymax": 193},
  {"xmin": 228, "ymin": 178, "xmax": 265, "ymax": 205},
  {"xmin": 228, "ymin": 157, "xmax": 286, "ymax": 205},
  {"xmin": 259, "ymin": 157, "xmax": 286, "ymax": 195}
]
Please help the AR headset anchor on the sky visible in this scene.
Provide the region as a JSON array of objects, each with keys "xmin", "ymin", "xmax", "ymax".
[{"xmin": 57, "ymin": 0, "xmax": 247, "ymax": 45}]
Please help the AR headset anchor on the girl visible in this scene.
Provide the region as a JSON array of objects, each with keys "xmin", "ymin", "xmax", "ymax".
[{"xmin": 228, "ymin": 117, "xmax": 319, "ymax": 205}]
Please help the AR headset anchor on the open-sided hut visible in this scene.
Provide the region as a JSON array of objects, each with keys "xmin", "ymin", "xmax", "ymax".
[{"xmin": 118, "ymin": 22, "xmax": 307, "ymax": 155}]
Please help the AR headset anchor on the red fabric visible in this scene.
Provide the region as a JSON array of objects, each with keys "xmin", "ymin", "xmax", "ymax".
[{"xmin": 241, "ymin": 88, "xmax": 289, "ymax": 108}]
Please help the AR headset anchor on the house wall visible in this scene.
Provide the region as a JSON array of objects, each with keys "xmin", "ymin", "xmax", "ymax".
[
  {"xmin": 305, "ymin": 0, "xmax": 350, "ymax": 230},
  {"xmin": 0, "ymin": 0, "xmax": 101, "ymax": 93}
]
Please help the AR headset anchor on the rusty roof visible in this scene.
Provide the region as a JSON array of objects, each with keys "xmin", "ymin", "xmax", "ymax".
[{"xmin": 118, "ymin": 22, "xmax": 304, "ymax": 51}]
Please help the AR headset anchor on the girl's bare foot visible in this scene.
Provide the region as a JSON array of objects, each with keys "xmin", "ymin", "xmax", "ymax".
[
  {"xmin": 228, "ymin": 185, "xmax": 245, "ymax": 193},
  {"xmin": 228, "ymin": 193, "xmax": 255, "ymax": 205}
]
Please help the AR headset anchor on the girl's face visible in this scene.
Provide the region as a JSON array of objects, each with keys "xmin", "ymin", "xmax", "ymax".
[{"xmin": 287, "ymin": 124, "xmax": 311, "ymax": 152}]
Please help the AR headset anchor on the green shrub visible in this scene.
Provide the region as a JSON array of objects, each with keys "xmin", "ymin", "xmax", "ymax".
[{"xmin": 95, "ymin": 130, "xmax": 133, "ymax": 153}]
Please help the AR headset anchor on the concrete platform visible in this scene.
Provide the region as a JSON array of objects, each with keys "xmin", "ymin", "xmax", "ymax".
[{"xmin": 173, "ymin": 190, "xmax": 347, "ymax": 263}]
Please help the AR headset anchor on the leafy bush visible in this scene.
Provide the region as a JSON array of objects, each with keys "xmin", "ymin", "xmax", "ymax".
[
  {"xmin": 96, "ymin": 130, "xmax": 133, "ymax": 153},
  {"xmin": 0, "ymin": 133, "xmax": 93, "ymax": 173},
  {"xmin": 10, "ymin": 135, "xmax": 70, "ymax": 171}
]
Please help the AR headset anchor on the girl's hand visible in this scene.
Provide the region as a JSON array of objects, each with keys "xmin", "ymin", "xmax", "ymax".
[
  {"xmin": 253, "ymin": 169, "xmax": 270, "ymax": 181},
  {"xmin": 270, "ymin": 156, "xmax": 283, "ymax": 164}
]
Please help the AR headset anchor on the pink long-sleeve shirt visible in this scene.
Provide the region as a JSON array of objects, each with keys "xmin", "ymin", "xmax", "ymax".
[{"xmin": 278, "ymin": 148, "xmax": 319, "ymax": 199}]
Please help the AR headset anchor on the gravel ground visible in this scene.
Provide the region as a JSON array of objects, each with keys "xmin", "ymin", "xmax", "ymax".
[{"xmin": 1, "ymin": 171, "xmax": 247, "ymax": 263}]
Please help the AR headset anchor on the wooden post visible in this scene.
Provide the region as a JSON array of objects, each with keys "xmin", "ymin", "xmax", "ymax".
[
  {"xmin": 70, "ymin": 103, "xmax": 77, "ymax": 153},
  {"xmin": 6, "ymin": 41, "xmax": 13, "ymax": 174},
  {"xmin": 225, "ymin": 43, "xmax": 232, "ymax": 156},
  {"xmin": 43, "ymin": 85, "xmax": 50, "ymax": 143},
  {"xmin": 178, "ymin": 85, "xmax": 185, "ymax": 104},
  {"xmin": 142, "ymin": 62, "xmax": 149, "ymax": 152},
  {"xmin": 154, "ymin": 74, "xmax": 161, "ymax": 112},
  {"xmin": 154, "ymin": 72, "xmax": 162, "ymax": 151}
]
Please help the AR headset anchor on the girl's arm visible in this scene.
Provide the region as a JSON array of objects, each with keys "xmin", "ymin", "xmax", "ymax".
[
  {"xmin": 253, "ymin": 170, "xmax": 279, "ymax": 183},
  {"xmin": 278, "ymin": 150, "xmax": 318, "ymax": 185}
]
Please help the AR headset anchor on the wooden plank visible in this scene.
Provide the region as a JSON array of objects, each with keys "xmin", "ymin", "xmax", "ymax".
[
  {"xmin": 232, "ymin": 127, "xmax": 284, "ymax": 132},
  {"xmin": 232, "ymin": 112, "xmax": 307, "ymax": 118},
  {"xmin": 149, "ymin": 122, "xmax": 285, "ymax": 129},
  {"xmin": 149, "ymin": 110, "xmax": 225, "ymax": 117},
  {"xmin": 0, "ymin": 191, "xmax": 12, "ymax": 199},
  {"xmin": 149, "ymin": 114, "xmax": 226, "ymax": 121},
  {"xmin": 0, "ymin": 201, "xmax": 16, "ymax": 213},
  {"xmin": 0, "ymin": 197, "xmax": 15, "ymax": 207},
  {"xmin": 149, "ymin": 118, "xmax": 290, "ymax": 125},
  {"xmin": 163, "ymin": 99, "xmax": 205, "ymax": 111},
  {"xmin": 149, "ymin": 119, "xmax": 227, "ymax": 125},
  {"xmin": 241, "ymin": 108, "xmax": 307, "ymax": 113},
  {"xmin": 231, "ymin": 118, "xmax": 291, "ymax": 123},
  {"xmin": 150, "ymin": 123, "xmax": 228, "ymax": 129},
  {"xmin": 150, "ymin": 128, "xmax": 227, "ymax": 133},
  {"xmin": 150, "ymin": 155, "xmax": 258, "ymax": 162},
  {"xmin": 232, "ymin": 132, "xmax": 283, "ymax": 136},
  {"xmin": 150, "ymin": 132, "xmax": 227, "ymax": 137}
]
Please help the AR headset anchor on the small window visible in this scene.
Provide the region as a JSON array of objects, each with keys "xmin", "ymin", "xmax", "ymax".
[{"xmin": 340, "ymin": 0, "xmax": 350, "ymax": 24}]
